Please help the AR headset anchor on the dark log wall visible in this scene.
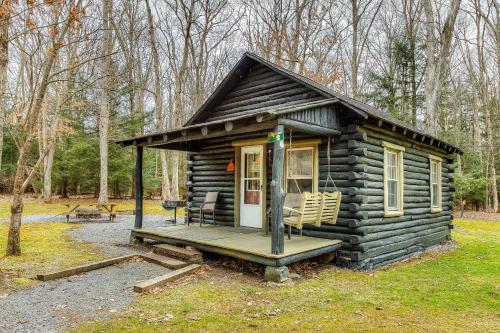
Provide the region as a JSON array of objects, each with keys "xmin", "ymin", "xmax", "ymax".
[
  {"xmin": 331, "ymin": 124, "xmax": 455, "ymax": 269},
  {"xmin": 187, "ymin": 143, "xmax": 236, "ymax": 226},
  {"xmin": 186, "ymin": 130, "xmax": 272, "ymax": 226},
  {"xmin": 204, "ymin": 63, "xmax": 325, "ymax": 122}
]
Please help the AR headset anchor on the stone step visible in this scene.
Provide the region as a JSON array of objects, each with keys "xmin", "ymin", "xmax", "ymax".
[
  {"xmin": 134, "ymin": 264, "xmax": 201, "ymax": 292},
  {"xmin": 153, "ymin": 244, "xmax": 203, "ymax": 263},
  {"xmin": 140, "ymin": 253, "xmax": 187, "ymax": 269}
]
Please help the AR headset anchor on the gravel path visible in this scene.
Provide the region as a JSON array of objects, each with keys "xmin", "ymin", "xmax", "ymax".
[
  {"xmin": 0, "ymin": 214, "xmax": 180, "ymax": 332},
  {"xmin": 0, "ymin": 260, "xmax": 169, "ymax": 333},
  {"xmin": 68, "ymin": 215, "xmax": 176, "ymax": 255}
]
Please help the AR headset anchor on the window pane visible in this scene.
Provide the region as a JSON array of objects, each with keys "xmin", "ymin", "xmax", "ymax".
[
  {"xmin": 431, "ymin": 162, "xmax": 437, "ymax": 183},
  {"xmin": 288, "ymin": 149, "xmax": 313, "ymax": 178},
  {"xmin": 432, "ymin": 184, "xmax": 438, "ymax": 207},
  {"xmin": 387, "ymin": 152, "xmax": 398, "ymax": 180},
  {"xmin": 287, "ymin": 179, "xmax": 312, "ymax": 193},
  {"xmin": 388, "ymin": 179, "xmax": 398, "ymax": 209},
  {"xmin": 245, "ymin": 153, "xmax": 260, "ymax": 178},
  {"xmin": 244, "ymin": 179, "xmax": 260, "ymax": 205}
]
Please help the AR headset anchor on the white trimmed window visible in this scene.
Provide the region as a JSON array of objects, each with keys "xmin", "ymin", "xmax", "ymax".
[
  {"xmin": 383, "ymin": 142, "xmax": 405, "ymax": 216},
  {"xmin": 429, "ymin": 154, "xmax": 443, "ymax": 212},
  {"xmin": 286, "ymin": 147, "xmax": 314, "ymax": 193},
  {"xmin": 284, "ymin": 140, "xmax": 320, "ymax": 194}
]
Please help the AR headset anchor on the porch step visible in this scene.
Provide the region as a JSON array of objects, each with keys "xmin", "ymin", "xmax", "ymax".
[
  {"xmin": 153, "ymin": 244, "xmax": 203, "ymax": 263},
  {"xmin": 140, "ymin": 253, "xmax": 187, "ymax": 269},
  {"xmin": 134, "ymin": 264, "xmax": 201, "ymax": 292}
]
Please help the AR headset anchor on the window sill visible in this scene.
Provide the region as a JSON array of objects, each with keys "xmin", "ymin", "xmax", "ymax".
[
  {"xmin": 384, "ymin": 210, "xmax": 404, "ymax": 217},
  {"xmin": 431, "ymin": 207, "xmax": 442, "ymax": 213}
]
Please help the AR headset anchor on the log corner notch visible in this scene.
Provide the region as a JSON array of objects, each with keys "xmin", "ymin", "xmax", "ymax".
[
  {"xmin": 134, "ymin": 146, "xmax": 144, "ymax": 233},
  {"xmin": 271, "ymin": 124, "xmax": 285, "ymax": 254}
]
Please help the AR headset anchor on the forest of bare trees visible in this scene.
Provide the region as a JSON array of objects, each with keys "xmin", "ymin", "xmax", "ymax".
[{"xmin": 0, "ymin": 1, "xmax": 498, "ymax": 254}]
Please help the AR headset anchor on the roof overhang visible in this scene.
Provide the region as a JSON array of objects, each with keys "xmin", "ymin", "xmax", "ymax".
[{"xmin": 116, "ymin": 99, "xmax": 341, "ymax": 149}]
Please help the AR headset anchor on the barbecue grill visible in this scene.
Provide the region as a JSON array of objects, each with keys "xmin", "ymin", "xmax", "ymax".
[{"xmin": 162, "ymin": 200, "xmax": 188, "ymax": 224}]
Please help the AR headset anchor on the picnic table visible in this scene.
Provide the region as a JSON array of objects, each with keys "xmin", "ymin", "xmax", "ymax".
[{"xmin": 65, "ymin": 204, "xmax": 116, "ymax": 222}]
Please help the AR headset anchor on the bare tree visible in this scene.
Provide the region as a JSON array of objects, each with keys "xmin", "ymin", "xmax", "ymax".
[
  {"xmin": 146, "ymin": 0, "xmax": 171, "ymax": 200},
  {"xmin": 0, "ymin": 1, "xmax": 12, "ymax": 173},
  {"xmin": 97, "ymin": 0, "xmax": 113, "ymax": 205},
  {"xmin": 7, "ymin": 0, "xmax": 82, "ymax": 255},
  {"xmin": 346, "ymin": 0, "xmax": 383, "ymax": 97},
  {"xmin": 422, "ymin": 0, "xmax": 462, "ymax": 136}
]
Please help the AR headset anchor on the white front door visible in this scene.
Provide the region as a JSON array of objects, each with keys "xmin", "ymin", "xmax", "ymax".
[{"xmin": 240, "ymin": 145, "xmax": 263, "ymax": 228}]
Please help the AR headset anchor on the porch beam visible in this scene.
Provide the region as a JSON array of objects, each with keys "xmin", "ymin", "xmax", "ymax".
[
  {"xmin": 271, "ymin": 124, "xmax": 285, "ymax": 254},
  {"xmin": 135, "ymin": 146, "xmax": 144, "ymax": 230},
  {"xmin": 278, "ymin": 118, "xmax": 341, "ymax": 137}
]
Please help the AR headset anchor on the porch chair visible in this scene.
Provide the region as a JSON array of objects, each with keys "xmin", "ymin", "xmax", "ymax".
[
  {"xmin": 283, "ymin": 192, "xmax": 322, "ymax": 239},
  {"xmin": 319, "ymin": 192, "xmax": 342, "ymax": 225},
  {"xmin": 198, "ymin": 191, "xmax": 219, "ymax": 226}
]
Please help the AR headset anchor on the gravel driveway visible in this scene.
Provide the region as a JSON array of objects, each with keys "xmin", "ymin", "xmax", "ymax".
[{"xmin": 0, "ymin": 214, "xmax": 178, "ymax": 332}]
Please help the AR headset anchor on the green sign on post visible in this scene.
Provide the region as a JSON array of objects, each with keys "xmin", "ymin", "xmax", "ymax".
[{"xmin": 268, "ymin": 131, "xmax": 284, "ymax": 143}]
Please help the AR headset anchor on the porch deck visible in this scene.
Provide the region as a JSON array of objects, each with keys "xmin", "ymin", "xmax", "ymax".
[{"xmin": 132, "ymin": 224, "xmax": 343, "ymax": 267}]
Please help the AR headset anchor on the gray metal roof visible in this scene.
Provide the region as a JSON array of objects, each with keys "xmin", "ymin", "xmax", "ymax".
[
  {"xmin": 239, "ymin": 52, "xmax": 461, "ymax": 154},
  {"xmin": 118, "ymin": 52, "xmax": 461, "ymax": 154}
]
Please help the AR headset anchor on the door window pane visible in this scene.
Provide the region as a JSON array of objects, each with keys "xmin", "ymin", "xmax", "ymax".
[{"xmin": 243, "ymin": 151, "xmax": 261, "ymax": 205}]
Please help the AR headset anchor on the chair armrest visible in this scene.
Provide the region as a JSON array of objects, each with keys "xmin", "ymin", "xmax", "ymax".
[{"xmin": 283, "ymin": 206, "xmax": 301, "ymax": 215}]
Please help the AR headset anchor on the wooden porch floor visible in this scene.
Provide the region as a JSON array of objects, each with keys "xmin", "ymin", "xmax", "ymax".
[{"xmin": 132, "ymin": 224, "xmax": 343, "ymax": 267}]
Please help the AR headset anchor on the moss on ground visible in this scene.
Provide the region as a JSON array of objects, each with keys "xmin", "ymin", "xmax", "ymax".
[
  {"xmin": 72, "ymin": 219, "xmax": 499, "ymax": 333},
  {"xmin": 0, "ymin": 223, "xmax": 108, "ymax": 294}
]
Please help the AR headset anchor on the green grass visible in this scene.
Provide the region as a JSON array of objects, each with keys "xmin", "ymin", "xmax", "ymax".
[
  {"xmin": 73, "ymin": 219, "xmax": 499, "ymax": 333},
  {"xmin": 0, "ymin": 198, "xmax": 177, "ymax": 219},
  {"xmin": 0, "ymin": 223, "xmax": 109, "ymax": 293}
]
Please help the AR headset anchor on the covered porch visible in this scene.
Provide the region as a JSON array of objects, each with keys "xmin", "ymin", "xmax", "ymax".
[
  {"xmin": 117, "ymin": 97, "xmax": 353, "ymax": 277},
  {"xmin": 131, "ymin": 224, "xmax": 342, "ymax": 267}
]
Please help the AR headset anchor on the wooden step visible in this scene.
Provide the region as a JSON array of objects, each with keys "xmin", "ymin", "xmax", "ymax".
[
  {"xmin": 134, "ymin": 264, "xmax": 201, "ymax": 292},
  {"xmin": 153, "ymin": 244, "xmax": 203, "ymax": 263},
  {"xmin": 140, "ymin": 253, "xmax": 187, "ymax": 269}
]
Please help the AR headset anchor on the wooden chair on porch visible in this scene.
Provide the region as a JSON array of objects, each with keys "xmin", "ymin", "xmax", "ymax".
[
  {"xmin": 198, "ymin": 191, "xmax": 218, "ymax": 226},
  {"xmin": 283, "ymin": 192, "xmax": 322, "ymax": 239},
  {"xmin": 319, "ymin": 192, "xmax": 342, "ymax": 225}
]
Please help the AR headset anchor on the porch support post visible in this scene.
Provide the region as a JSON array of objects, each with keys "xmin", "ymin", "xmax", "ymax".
[
  {"xmin": 271, "ymin": 124, "xmax": 285, "ymax": 254},
  {"xmin": 134, "ymin": 146, "xmax": 144, "ymax": 230}
]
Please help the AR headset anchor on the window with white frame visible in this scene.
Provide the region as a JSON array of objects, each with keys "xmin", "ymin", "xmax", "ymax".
[
  {"xmin": 383, "ymin": 142, "xmax": 405, "ymax": 216},
  {"xmin": 286, "ymin": 147, "xmax": 314, "ymax": 193},
  {"xmin": 429, "ymin": 155, "xmax": 442, "ymax": 212}
]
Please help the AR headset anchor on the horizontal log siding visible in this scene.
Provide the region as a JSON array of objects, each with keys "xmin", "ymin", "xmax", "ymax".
[
  {"xmin": 187, "ymin": 144, "xmax": 236, "ymax": 227},
  {"xmin": 204, "ymin": 64, "xmax": 325, "ymax": 122},
  {"xmin": 185, "ymin": 122, "xmax": 455, "ymax": 269},
  {"xmin": 335, "ymin": 125, "xmax": 454, "ymax": 269}
]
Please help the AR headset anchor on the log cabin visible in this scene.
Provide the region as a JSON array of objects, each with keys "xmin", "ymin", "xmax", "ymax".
[{"xmin": 117, "ymin": 52, "xmax": 461, "ymax": 281}]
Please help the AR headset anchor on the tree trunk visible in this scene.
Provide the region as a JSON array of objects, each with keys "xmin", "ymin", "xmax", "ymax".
[
  {"xmin": 0, "ymin": 7, "xmax": 9, "ymax": 173},
  {"xmin": 145, "ymin": 0, "xmax": 171, "ymax": 200},
  {"xmin": 351, "ymin": 0, "xmax": 359, "ymax": 97},
  {"xmin": 7, "ymin": 2, "xmax": 78, "ymax": 255},
  {"xmin": 97, "ymin": 0, "xmax": 113, "ymax": 205},
  {"xmin": 42, "ymin": 144, "xmax": 55, "ymax": 202},
  {"xmin": 423, "ymin": 0, "xmax": 462, "ymax": 136}
]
